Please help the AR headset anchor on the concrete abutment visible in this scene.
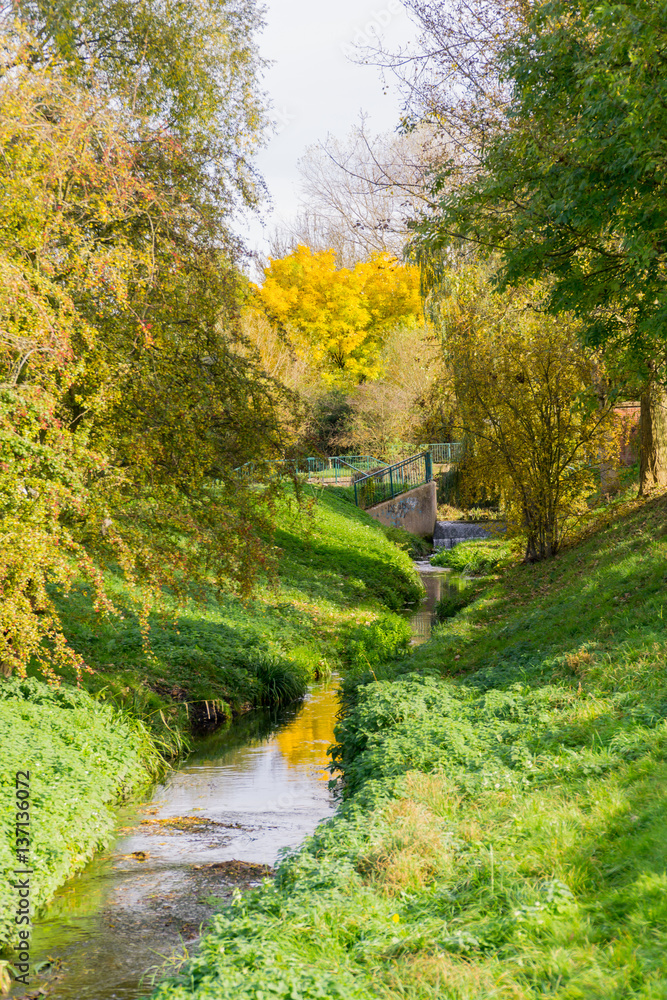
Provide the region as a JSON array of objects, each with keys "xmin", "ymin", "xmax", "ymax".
[{"xmin": 365, "ymin": 480, "xmax": 437, "ymax": 537}]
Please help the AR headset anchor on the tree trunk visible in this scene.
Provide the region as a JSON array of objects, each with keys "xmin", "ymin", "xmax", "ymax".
[{"xmin": 639, "ymin": 375, "xmax": 667, "ymax": 494}]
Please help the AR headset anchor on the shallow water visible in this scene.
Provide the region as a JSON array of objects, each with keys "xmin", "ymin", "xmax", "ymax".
[
  {"xmin": 13, "ymin": 561, "xmax": 458, "ymax": 1000},
  {"xmin": 409, "ymin": 561, "xmax": 468, "ymax": 643},
  {"xmin": 14, "ymin": 682, "xmax": 339, "ymax": 1000}
]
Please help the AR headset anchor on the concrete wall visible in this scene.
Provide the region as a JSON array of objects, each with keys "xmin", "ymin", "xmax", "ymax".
[
  {"xmin": 433, "ymin": 520, "xmax": 493, "ymax": 549},
  {"xmin": 365, "ymin": 480, "xmax": 437, "ymax": 537}
]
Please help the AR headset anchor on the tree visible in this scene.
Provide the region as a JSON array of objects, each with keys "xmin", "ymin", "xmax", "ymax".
[
  {"xmin": 408, "ymin": 0, "xmax": 667, "ymax": 493},
  {"xmin": 253, "ymin": 246, "xmax": 422, "ymax": 385},
  {"xmin": 438, "ymin": 266, "xmax": 618, "ymax": 561},
  {"xmin": 270, "ymin": 124, "xmax": 439, "ymax": 266},
  {"xmin": 339, "ymin": 322, "xmax": 444, "ymax": 457},
  {"xmin": 367, "ymin": 1, "xmax": 528, "ymax": 181},
  {"xmin": 9, "ymin": 0, "xmax": 268, "ymax": 216},
  {"xmin": 0, "ymin": 29, "xmax": 288, "ymax": 680}
]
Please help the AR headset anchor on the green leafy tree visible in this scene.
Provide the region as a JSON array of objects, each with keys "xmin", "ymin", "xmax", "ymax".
[
  {"xmin": 438, "ymin": 266, "xmax": 618, "ymax": 561},
  {"xmin": 410, "ymin": 0, "xmax": 667, "ymax": 493},
  {"xmin": 0, "ymin": 30, "xmax": 288, "ymax": 680},
  {"xmin": 11, "ymin": 0, "xmax": 267, "ymax": 213}
]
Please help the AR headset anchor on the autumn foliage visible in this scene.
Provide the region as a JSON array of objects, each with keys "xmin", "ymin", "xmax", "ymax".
[
  {"xmin": 0, "ymin": 29, "xmax": 288, "ymax": 680},
  {"xmin": 253, "ymin": 246, "xmax": 422, "ymax": 384},
  {"xmin": 438, "ymin": 266, "xmax": 619, "ymax": 560}
]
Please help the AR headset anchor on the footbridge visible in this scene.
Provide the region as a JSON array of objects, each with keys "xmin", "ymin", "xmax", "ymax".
[{"xmin": 235, "ymin": 443, "xmax": 463, "ymax": 536}]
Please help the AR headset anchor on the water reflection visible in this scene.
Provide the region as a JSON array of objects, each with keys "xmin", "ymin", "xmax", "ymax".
[
  {"xmin": 17, "ymin": 681, "xmax": 339, "ymax": 1000},
  {"xmin": 409, "ymin": 561, "xmax": 468, "ymax": 643}
]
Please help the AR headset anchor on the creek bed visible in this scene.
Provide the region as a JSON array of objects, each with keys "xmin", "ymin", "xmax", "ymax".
[
  {"xmin": 408, "ymin": 560, "xmax": 468, "ymax": 643},
  {"xmin": 12, "ymin": 683, "xmax": 339, "ymax": 1000},
  {"xmin": 13, "ymin": 564, "xmax": 457, "ymax": 1000}
]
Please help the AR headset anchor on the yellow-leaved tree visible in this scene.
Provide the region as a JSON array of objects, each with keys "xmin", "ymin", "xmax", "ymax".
[
  {"xmin": 437, "ymin": 266, "xmax": 619, "ymax": 561},
  {"xmin": 252, "ymin": 246, "xmax": 422, "ymax": 385}
]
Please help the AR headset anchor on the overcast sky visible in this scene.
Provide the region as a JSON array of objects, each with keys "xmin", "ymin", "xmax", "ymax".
[{"xmin": 244, "ymin": 0, "xmax": 416, "ymax": 263}]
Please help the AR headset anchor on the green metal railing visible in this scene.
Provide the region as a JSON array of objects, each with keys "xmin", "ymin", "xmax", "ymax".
[
  {"xmin": 418, "ymin": 442, "xmax": 464, "ymax": 464},
  {"xmin": 233, "ymin": 455, "xmax": 387, "ymax": 487},
  {"xmin": 354, "ymin": 451, "xmax": 433, "ymax": 510},
  {"xmin": 305, "ymin": 455, "xmax": 387, "ymax": 484},
  {"xmin": 234, "ymin": 446, "xmax": 461, "ymax": 507}
]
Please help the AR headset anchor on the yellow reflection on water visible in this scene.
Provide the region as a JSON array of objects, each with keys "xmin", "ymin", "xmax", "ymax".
[{"xmin": 275, "ymin": 681, "xmax": 339, "ymax": 780}]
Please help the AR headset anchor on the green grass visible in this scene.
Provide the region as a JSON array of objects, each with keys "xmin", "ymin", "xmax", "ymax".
[
  {"xmin": 0, "ymin": 488, "xmax": 422, "ymax": 951},
  {"xmin": 0, "ymin": 677, "xmax": 161, "ymax": 949},
  {"xmin": 45, "ymin": 489, "xmax": 422, "ymax": 737},
  {"xmin": 430, "ymin": 537, "xmax": 514, "ymax": 574},
  {"xmin": 150, "ymin": 488, "xmax": 667, "ymax": 1000}
]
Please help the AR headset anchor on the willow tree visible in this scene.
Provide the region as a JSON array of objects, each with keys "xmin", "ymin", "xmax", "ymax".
[{"xmin": 439, "ymin": 266, "xmax": 618, "ymax": 561}]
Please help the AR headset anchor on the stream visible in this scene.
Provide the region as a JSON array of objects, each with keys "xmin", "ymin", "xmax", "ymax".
[{"xmin": 13, "ymin": 564, "xmax": 464, "ymax": 1000}]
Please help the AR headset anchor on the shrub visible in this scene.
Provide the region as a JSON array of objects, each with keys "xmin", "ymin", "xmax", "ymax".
[{"xmin": 430, "ymin": 538, "xmax": 512, "ymax": 575}]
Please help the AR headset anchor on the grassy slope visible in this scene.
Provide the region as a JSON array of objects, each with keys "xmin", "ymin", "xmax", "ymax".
[
  {"xmin": 152, "ymin": 492, "xmax": 667, "ymax": 1000},
  {"xmin": 48, "ymin": 489, "xmax": 422, "ymax": 736},
  {"xmin": 0, "ymin": 490, "xmax": 421, "ymax": 952},
  {"xmin": 0, "ymin": 679, "xmax": 161, "ymax": 949}
]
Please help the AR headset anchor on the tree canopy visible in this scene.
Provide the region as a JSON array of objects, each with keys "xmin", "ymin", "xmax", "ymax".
[
  {"xmin": 408, "ymin": 0, "xmax": 667, "ymax": 491},
  {"xmin": 10, "ymin": 0, "xmax": 267, "ymax": 214},
  {"xmin": 252, "ymin": 246, "xmax": 422, "ymax": 385},
  {"xmin": 0, "ymin": 13, "xmax": 290, "ymax": 679}
]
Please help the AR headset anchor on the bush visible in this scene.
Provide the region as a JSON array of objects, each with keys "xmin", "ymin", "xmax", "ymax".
[
  {"xmin": 430, "ymin": 538, "xmax": 512, "ymax": 575},
  {"xmin": 342, "ymin": 614, "xmax": 412, "ymax": 672}
]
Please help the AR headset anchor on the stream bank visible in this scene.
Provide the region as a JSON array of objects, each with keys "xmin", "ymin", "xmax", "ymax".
[
  {"xmin": 1, "ymin": 488, "xmax": 422, "ymax": 971},
  {"xmin": 8, "ymin": 560, "xmax": 458, "ymax": 1000},
  {"xmin": 8, "ymin": 681, "xmax": 340, "ymax": 1000},
  {"xmin": 143, "ymin": 493, "xmax": 667, "ymax": 1000}
]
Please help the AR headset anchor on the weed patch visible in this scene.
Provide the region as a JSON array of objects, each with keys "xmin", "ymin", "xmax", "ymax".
[
  {"xmin": 430, "ymin": 537, "xmax": 514, "ymax": 575},
  {"xmin": 0, "ymin": 677, "xmax": 159, "ymax": 949}
]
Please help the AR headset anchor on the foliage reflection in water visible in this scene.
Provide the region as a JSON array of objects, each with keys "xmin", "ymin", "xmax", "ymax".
[
  {"xmin": 409, "ymin": 561, "xmax": 468, "ymax": 643},
  {"xmin": 15, "ymin": 682, "xmax": 339, "ymax": 1000}
]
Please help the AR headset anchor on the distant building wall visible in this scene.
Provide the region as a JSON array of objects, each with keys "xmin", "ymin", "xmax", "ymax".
[{"xmin": 365, "ymin": 480, "xmax": 437, "ymax": 537}]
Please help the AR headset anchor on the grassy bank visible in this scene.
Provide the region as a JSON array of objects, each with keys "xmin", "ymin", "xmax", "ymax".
[
  {"xmin": 0, "ymin": 489, "xmax": 422, "ymax": 952},
  {"xmin": 151, "ymin": 490, "xmax": 667, "ymax": 1000},
  {"xmin": 0, "ymin": 678, "xmax": 161, "ymax": 949},
  {"xmin": 49, "ymin": 489, "xmax": 422, "ymax": 735}
]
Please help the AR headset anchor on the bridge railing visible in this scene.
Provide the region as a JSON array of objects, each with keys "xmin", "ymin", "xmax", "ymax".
[
  {"xmin": 306, "ymin": 455, "xmax": 387, "ymax": 484},
  {"xmin": 354, "ymin": 451, "xmax": 433, "ymax": 510},
  {"xmin": 418, "ymin": 442, "xmax": 464, "ymax": 464},
  {"xmin": 235, "ymin": 447, "xmax": 460, "ymax": 505},
  {"xmin": 234, "ymin": 455, "xmax": 387, "ymax": 487}
]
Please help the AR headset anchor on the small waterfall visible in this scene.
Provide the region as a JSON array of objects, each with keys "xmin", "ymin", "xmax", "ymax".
[{"xmin": 433, "ymin": 521, "xmax": 493, "ymax": 550}]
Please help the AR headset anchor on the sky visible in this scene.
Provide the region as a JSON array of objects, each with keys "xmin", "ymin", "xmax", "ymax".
[{"xmin": 244, "ymin": 0, "xmax": 416, "ymax": 264}]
